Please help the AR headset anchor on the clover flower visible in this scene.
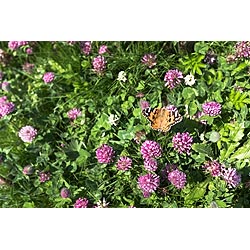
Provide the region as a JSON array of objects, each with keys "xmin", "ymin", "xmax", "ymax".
[
  {"xmin": 0, "ymin": 96, "xmax": 15, "ymax": 118},
  {"xmin": 116, "ymin": 156, "xmax": 132, "ymax": 171},
  {"xmin": 60, "ymin": 188, "xmax": 70, "ymax": 198},
  {"xmin": 108, "ymin": 114, "xmax": 119, "ymax": 126},
  {"xmin": 235, "ymin": 41, "xmax": 250, "ymax": 59},
  {"xmin": 98, "ymin": 45, "xmax": 108, "ymax": 54},
  {"xmin": 43, "ymin": 72, "xmax": 55, "ymax": 83},
  {"xmin": 202, "ymin": 160, "xmax": 222, "ymax": 177},
  {"xmin": 74, "ymin": 198, "xmax": 89, "ymax": 208},
  {"xmin": 168, "ymin": 169, "xmax": 187, "ymax": 189},
  {"xmin": 67, "ymin": 108, "xmax": 81, "ymax": 120},
  {"xmin": 143, "ymin": 157, "xmax": 158, "ymax": 171},
  {"xmin": 164, "ymin": 69, "xmax": 183, "ymax": 89},
  {"xmin": 117, "ymin": 71, "xmax": 127, "ymax": 82},
  {"xmin": 172, "ymin": 132, "xmax": 193, "ymax": 155},
  {"xmin": 140, "ymin": 140, "xmax": 162, "ymax": 159},
  {"xmin": 161, "ymin": 164, "xmax": 178, "ymax": 179},
  {"xmin": 221, "ymin": 167, "xmax": 241, "ymax": 188},
  {"xmin": 184, "ymin": 73, "xmax": 196, "ymax": 86},
  {"xmin": 141, "ymin": 53, "xmax": 157, "ymax": 68},
  {"xmin": 138, "ymin": 173, "xmax": 160, "ymax": 198},
  {"xmin": 18, "ymin": 125, "xmax": 37, "ymax": 143},
  {"xmin": 39, "ymin": 171, "xmax": 51, "ymax": 183},
  {"xmin": 92, "ymin": 55, "xmax": 106, "ymax": 74},
  {"xmin": 202, "ymin": 101, "xmax": 221, "ymax": 116},
  {"xmin": 8, "ymin": 41, "xmax": 19, "ymax": 50},
  {"xmin": 22, "ymin": 62, "xmax": 34, "ymax": 73},
  {"xmin": 95, "ymin": 198, "xmax": 109, "ymax": 208},
  {"xmin": 140, "ymin": 100, "xmax": 150, "ymax": 110},
  {"xmin": 96, "ymin": 144, "xmax": 115, "ymax": 164},
  {"xmin": 81, "ymin": 41, "xmax": 92, "ymax": 55}
]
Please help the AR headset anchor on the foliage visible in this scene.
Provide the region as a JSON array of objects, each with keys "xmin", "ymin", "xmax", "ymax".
[{"xmin": 1, "ymin": 41, "xmax": 250, "ymax": 208}]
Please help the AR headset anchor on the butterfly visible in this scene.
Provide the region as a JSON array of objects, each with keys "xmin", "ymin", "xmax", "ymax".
[{"xmin": 142, "ymin": 107, "xmax": 182, "ymax": 132}]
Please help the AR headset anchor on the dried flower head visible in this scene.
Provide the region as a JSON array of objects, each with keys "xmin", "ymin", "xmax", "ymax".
[{"xmin": 23, "ymin": 165, "xmax": 34, "ymax": 175}]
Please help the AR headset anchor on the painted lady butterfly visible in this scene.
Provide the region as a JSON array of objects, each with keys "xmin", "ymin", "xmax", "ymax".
[{"xmin": 142, "ymin": 107, "xmax": 182, "ymax": 132}]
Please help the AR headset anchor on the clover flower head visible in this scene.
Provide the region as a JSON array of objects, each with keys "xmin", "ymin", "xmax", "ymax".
[
  {"xmin": 168, "ymin": 169, "xmax": 187, "ymax": 189},
  {"xmin": 18, "ymin": 125, "xmax": 37, "ymax": 143},
  {"xmin": 172, "ymin": 132, "xmax": 193, "ymax": 155},
  {"xmin": 202, "ymin": 101, "xmax": 221, "ymax": 116},
  {"xmin": 138, "ymin": 173, "xmax": 160, "ymax": 198},
  {"xmin": 96, "ymin": 144, "xmax": 115, "ymax": 164},
  {"xmin": 140, "ymin": 140, "xmax": 162, "ymax": 159},
  {"xmin": 116, "ymin": 156, "xmax": 132, "ymax": 171},
  {"xmin": 164, "ymin": 69, "xmax": 183, "ymax": 89}
]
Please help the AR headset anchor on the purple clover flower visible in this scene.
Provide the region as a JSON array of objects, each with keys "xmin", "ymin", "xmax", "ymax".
[
  {"xmin": 74, "ymin": 198, "xmax": 88, "ymax": 208},
  {"xmin": 8, "ymin": 41, "xmax": 19, "ymax": 50},
  {"xmin": 168, "ymin": 169, "xmax": 187, "ymax": 189},
  {"xmin": 80, "ymin": 41, "xmax": 92, "ymax": 55},
  {"xmin": 140, "ymin": 140, "xmax": 162, "ymax": 160},
  {"xmin": 138, "ymin": 173, "xmax": 160, "ymax": 198},
  {"xmin": 98, "ymin": 45, "xmax": 108, "ymax": 54},
  {"xmin": 0, "ymin": 96, "xmax": 15, "ymax": 118},
  {"xmin": 116, "ymin": 156, "xmax": 132, "ymax": 171},
  {"xmin": 96, "ymin": 144, "xmax": 115, "ymax": 164},
  {"xmin": 161, "ymin": 164, "xmax": 178, "ymax": 179},
  {"xmin": 140, "ymin": 100, "xmax": 150, "ymax": 110},
  {"xmin": 39, "ymin": 171, "xmax": 50, "ymax": 183},
  {"xmin": 202, "ymin": 101, "xmax": 221, "ymax": 116},
  {"xmin": 164, "ymin": 69, "xmax": 183, "ymax": 89},
  {"xmin": 202, "ymin": 160, "xmax": 222, "ymax": 177},
  {"xmin": 18, "ymin": 126, "xmax": 37, "ymax": 143},
  {"xmin": 235, "ymin": 41, "xmax": 250, "ymax": 59},
  {"xmin": 43, "ymin": 72, "xmax": 55, "ymax": 83},
  {"xmin": 67, "ymin": 108, "xmax": 81, "ymax": 120},
  {"xmin": 141, "ymin": 53, "xmax": 157, "ymax": 68},
  {"xmin": 221, "ymin": 167, "xmax": 241, "ymax": 188},
  {"xmin": 92, "ymin": 55, "xmax": 107, "ymax": 74},
  {"xmin": 143, "ymin": 157, "xmax": 158, "ymax": 171},
  {"xmin": 172, "ymin": 132, "xmax": 193, "ymax": 155},
  {"xmin": 60, "ymin": 188, "xmax": 70, "ymax": 198}
]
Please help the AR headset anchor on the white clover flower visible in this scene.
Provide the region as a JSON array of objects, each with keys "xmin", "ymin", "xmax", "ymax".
[
  {"xmin": 96, "ymin": 198, "xmax": 109, "ymax": 208},
  {"xmin": 108, "ymin": 114, "xmax": 119, "ymax": 126},
  {"xmin": 117, "ymin": 71, "xmax": 127, "ymax": 82},
  {"xmin": 184, "ymin": 73, "xmax": 196, "ymax": 86}
]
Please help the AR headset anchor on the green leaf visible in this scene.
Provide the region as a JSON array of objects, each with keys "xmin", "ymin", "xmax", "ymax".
[
  {"xmin": 23, "ymin": 202, "xmax": 35, "ymax": 208},
  {"xmin": 184, "ymin": 181, "xmax": 208, "ymax": 205},
  {"xmin": 192, "ymin": 143, "xmax": 214, "ymax": 158},
  {"xmin": 182, "ymin": 87, "xmax": 197, "ymax": 100}
]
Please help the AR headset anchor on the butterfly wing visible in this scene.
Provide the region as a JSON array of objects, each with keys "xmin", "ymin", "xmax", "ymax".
[{"xmin": 142, "ymin": 107, "xmax": 182, "ymax": 132}]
